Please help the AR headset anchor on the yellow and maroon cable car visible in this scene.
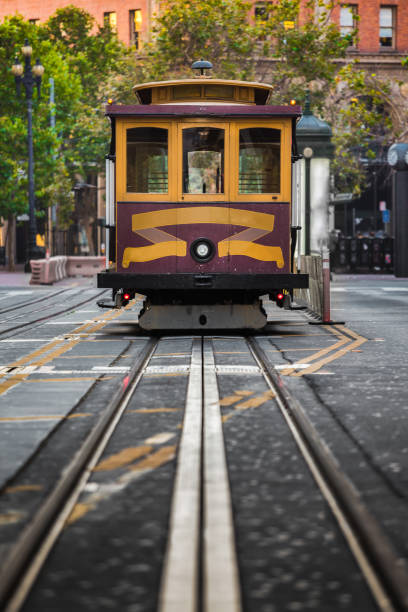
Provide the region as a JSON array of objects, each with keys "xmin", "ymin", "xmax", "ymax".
[{"xmin": 98, "ymin": 60, "xmax": 308, "ymax": 329}]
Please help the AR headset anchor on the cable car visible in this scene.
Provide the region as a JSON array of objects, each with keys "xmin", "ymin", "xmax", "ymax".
[{"xmin": 98, "ymin": 61, "xmax": 308, "ymax": 329}]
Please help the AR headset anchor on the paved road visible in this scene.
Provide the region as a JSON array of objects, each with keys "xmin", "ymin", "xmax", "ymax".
[
  {"xmin": 0, "ymin": 276, "xmax": 407, "ymax": 612},
  {"xmin": 279, "ymin": 274, "xmax": 408, "ymax": 588}
]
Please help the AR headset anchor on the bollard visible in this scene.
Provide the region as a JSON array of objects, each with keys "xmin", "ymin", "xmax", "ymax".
[
  {"xmin": 309, "ymin": 249, "xmax": 344, "ymax": 326},
  {"xmin": 322, "ymin": 248, "xmax": 331, "ymax": 323}
]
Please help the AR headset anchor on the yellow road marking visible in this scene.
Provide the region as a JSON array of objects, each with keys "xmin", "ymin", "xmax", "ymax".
[
  {"xmin": 0, "ymin": 413, "xmax": 93, "ymax": 422},
  {"xmin": 235, "ymin": 389, "xmax": 276, "ymax": 409},
  {"xmin": 222, "ymin": 390, "xmax": 276, "ymax": 423},
  {"xmin": 126, "ymin": 408, "xmax": 181, "ymax": 414},
  {"xmin": 0, "ymin": 512, "xmax": 24, "ymax": 525},
  {"xmin": 22, "ymin": 377, "xmax": 102, "ymax": 383},
  {"xmin": 280, "ymin": 329, "xmax": 350, "ymax": 375},
  {"xmin": 66, "ymin": 503, "xmax": 91, "ymax": 525},
  {"xmin": 266, "ymin": 348, "xmax": 334, "ymax": 352},
  {"xmin": 4, "ymin": 484, "xmax": 43, "ymax": 493},
  {"xmin": 278, "ymin": 333, "xmax": 343, "ymax": 337},
  {"xmin": 0, "ymin": 306, "xmax": 129, "ymax": 396},
  {"xmin": 219, "ymin": 390, "xmax": 254, "ymax": 406},
  {"xmin": 127, "ymin": 445, "xmax": 176, "ymax": 472},
  {"xmin": 292, "ymin": 326, "xmax": 367, "ymax": 377},
  {"xmin": 66, "ymin": 445, "xmax": 177, "ymax": 526},
  {"xmin": 93, "ymin": 445, "xmax": 153, "ymax": 472}
]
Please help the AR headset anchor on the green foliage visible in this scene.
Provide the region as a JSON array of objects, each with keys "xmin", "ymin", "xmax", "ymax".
[
  {"xmin": 141, "ymin": 0, "xmax": 259, "ymax": 81},
  {"xmin": 0, "ymin": 15, "xmax": 82, "ymax": 222},
  {"xmin": 0, "ymin": 8, "xmax": 131, "ymax": 227},
  {"xmin": 256, "ymin": 0, "xmax": 352, "ymax": 106},
  {"xmin": 325, "ymin": 65, "xmax": 399, "ymax": 195}
]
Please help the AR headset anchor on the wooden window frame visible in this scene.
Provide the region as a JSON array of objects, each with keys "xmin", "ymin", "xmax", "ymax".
[
  {"xmin": 116, "ymin": 118, "xmax": 291, "ymax": 203},
  {"xmin": 104, "ymin": 11, "xmax": 117, "ymax": 30},
  {"xmin": 340, "ymin": 5, "xmax": 358, "ymax": 45},
  {"xmin": 177, "ymin": 120, "xmax": 230, "ymax": 202},
  {"xmin": 116, "ymin": 120, "xmax": 176, "ymax": 201},
  {"xmin": 379, "ymin": 6, "xmax": 396, "ymax": 49},
  {"xmin": 231, "ymin": 119, "xmax": 291, "ymax": 202},
  {"xmin": 129, "ymin": 9, "xmax": 142, "ymax": 48}
]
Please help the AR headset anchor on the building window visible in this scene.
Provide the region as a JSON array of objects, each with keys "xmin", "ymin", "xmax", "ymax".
[
  {"xmin": 379, "ymin": 7, "xmax": 395, "ymax": 48},
  {"xmin": 340, "ymin": 5, "xmax": 357, "ymax": 43},
  {"xmin": 104, "ymin": 12, "xmax": 117, "ymax": 30},
  {"xmin": 29, "ymin": 18, "xmax": 39, "ymax": 24},
  {"xmin": 255, "ymin": 2, "xmax": 268, "ymax": 21},
  {"xmin": 129, "ymin": 9, "xmax": 142, "ymax": 48}
]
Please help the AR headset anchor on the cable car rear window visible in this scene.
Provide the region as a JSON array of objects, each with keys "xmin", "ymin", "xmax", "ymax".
[
  {"xmin": 182, "ymin": 127, "xmax": 224, "ymax": 194},
  {"xmin": 127, "ymin": 127, "xmax": 168, "ymax": 193},
  {"xmin": 239, "ymin": 128, "xmax": 280, "ymax": 194}
]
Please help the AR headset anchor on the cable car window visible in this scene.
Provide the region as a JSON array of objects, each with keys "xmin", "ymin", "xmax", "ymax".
[
  {"xmin": 127, "ymin": 127, "xmax": 168, "ymax": 193},
  {"xmin": 182, "ymin": 127, "xmax": 224, "ymax": 194},
  {"xmin": 239, "ymin": 128, "xmax": 280, "ymax": 193}
]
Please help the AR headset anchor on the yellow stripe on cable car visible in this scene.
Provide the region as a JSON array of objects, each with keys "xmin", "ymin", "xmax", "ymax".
[
  {"xmin": 122, "ymin": 240, "xmax": 187, "ymax": 267},
  {"xmin": 218, "ymin": 240, "xmax": 284, "ymax": 266},
  {"xmin": 131, "ymin": 207, "xmax": 275, "ymax": 232}
]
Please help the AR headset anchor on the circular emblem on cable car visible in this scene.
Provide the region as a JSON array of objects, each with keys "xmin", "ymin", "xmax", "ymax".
[{"xmin": 190, "ymin": 238, "xmax": 215, "ymax": 263}]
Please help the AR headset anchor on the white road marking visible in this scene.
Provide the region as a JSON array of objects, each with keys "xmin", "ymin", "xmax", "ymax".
[
  {"xmin": 145, "ymin": 432, "xmax": 176, "ymax": 445},
  {"xmin": 44, "ymin": 320, "xmax": 99, "ymax": 325},
  {"xmin": 215, "ymin": 365, "xmax": 260, "ymax": 375},
  {"xmin": 145, "ymin": 365, "xmax": 190, "ymax": 375}
]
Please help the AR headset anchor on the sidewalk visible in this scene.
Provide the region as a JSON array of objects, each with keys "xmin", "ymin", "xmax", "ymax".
[{"xmin": 0, "ymin": 265, "xmax": 96, "ymax": 288}]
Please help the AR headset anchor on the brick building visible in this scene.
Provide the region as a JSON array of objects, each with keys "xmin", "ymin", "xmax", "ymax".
[
  {"xmin": 0, "ymin": 0, "xmax": 157, "ymax": 49},
  {"xmin": 1, "ymin": 1, "xmax": 408, "ymax": 68}
]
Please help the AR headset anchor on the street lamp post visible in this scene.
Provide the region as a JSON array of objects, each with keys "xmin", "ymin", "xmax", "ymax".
[{"xmin": 11, "ymin": 39, "xmax": 44, "ymax": 271}]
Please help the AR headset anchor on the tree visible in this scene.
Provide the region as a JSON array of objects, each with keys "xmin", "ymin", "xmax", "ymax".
[
  {"xmin": 141, "ymin": 0, "xmax": 260, "ymax": 81},
  {"xmin": 0, "ymin": 8, "xmax": 132, "ymax": 265},
  {"xmin": 253, "ymin": 0, "xmax": 404, "ymax": 197},
  {"xmin": 0, "ymin": 15, "xmax": 82, "ymax": 267}
]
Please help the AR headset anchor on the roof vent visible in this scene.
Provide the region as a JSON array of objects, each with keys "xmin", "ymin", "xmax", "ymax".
[{"xmin": 192, "ymin": 59, "xmax": 213, "ymax": 78}]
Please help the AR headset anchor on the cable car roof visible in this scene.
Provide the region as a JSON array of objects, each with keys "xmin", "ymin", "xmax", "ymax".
[
  {"xmin": 106, "ymin": 103, "xmax": 302, "ymax": 118},
  {"xmin": 132, "ymin": 79, "xmax": 275, "ymax": 105}
]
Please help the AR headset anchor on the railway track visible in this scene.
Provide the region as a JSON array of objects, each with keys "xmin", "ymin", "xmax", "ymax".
[
  {"xmin": 0, "ymin": 288, "xmax": 108, "ymax": 340},
  {"xmin": 0, "ymin": 288, "xmax": 71, "ymax": 316},
  {"xmin": 1, "ymin": 334, "xmax": 408, "ymax": 612}
]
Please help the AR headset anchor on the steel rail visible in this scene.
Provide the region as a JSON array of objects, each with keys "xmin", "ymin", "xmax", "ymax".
[
  {"xmin": 159, "ymin": 338, "xmax": 242, "ymax": 612},
  {"xmin": 0, "ymin": 289, "xmax": 108, "ymax": 340},
  {"xmin": 0, "ymin": 336, "xmax": 158, "ymax": 612},
  {"xmin": 0, "ymin": 287, "xmax": 72, "ymax": 316},
  {"xmin": 248, "ymin": 336, "xmax": 408, "ymax": 612}
]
